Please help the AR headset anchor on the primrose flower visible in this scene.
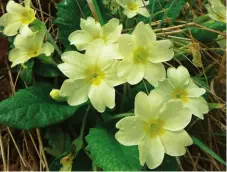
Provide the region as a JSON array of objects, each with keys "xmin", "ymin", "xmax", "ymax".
[
  {"xmin": 153, "ymin": 66, "xmax": 209, "ymax": 119},
  {"xmin": 205, "ymin": 0, "xmax": 226, "ymax": 23},
  {"xmin": 0, "ymin": 0, "xmax": 36, "ymax": 36},
  {"xmin": 9, "ymin": 30, "xmax": 54, "ymax": 67},
  {"xmin": 118, "ymin": 22, "xmax": 174, "ymax": 86},
  {"xmin": 116, "ymin": 0, "xmax": 149, "ymax": 18},
  {"xmin": 58, "ymin": 40, "xmax": 123, "ymax": 113},
  {"xmin": 115, "ymin": 91, "xmax": 193, "ymax": 169},
  {"xmin": 69, "ymin": 17, "xmax": 122, "ymax": 59}
]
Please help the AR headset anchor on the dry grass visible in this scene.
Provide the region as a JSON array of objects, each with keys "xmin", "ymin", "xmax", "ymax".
[{"xmin": 0, "ymin": 0, "xmax": 226, "ymax": 171}]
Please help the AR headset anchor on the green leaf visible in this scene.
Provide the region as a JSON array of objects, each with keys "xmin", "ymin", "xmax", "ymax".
[
  {"xmin": 92, "ymin": 0, "xmax": 104, "ymax": 25},
  {"xmin": 208, "ymin": 103, "xmax": 225, "ymax": 110},
  {"xmin": 0, "ymin": 83, "xmax": 80, "ymax": 129},
  {"xmin": 20, "ymin": 60, "xmax": 34, "ymax": 85},
  {"xmin": 153, "ymin": 155, "xmax": 178, "ymax": 171},
  {"xmin": 54, "ymin": 0, "xmax": 81, "ymax": 47},
  {"xmin": 44, "ymin": 127, "xmax": 72, "ymax": 157},
  {"xmin": 85, "ymin": 127, "xmax": 142, "ymax": 171},
  {"xmin": 191, "ymin": 20, "xmax": 226, "ymax": 42},
  {"xmin": 37, "ymin": 54, "xmax": 57, "ymax": 65},
  {"xmin": 192, "ymin": 136, "xmax": 226, "ymax": 166},
  {"xmin": 148, "ymin": 0, "xmax": 185, "ymax": 22},
  {"xmin": 34, "ymin": 63, "xmax": 62, "ymax": 77}
]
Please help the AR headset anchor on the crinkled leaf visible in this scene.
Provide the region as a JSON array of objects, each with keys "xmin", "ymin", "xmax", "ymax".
[
  {"xmin": 54, "ymin": 0, "xmax": 90, "ymax": 47},
  {"xmin": 44, "ymin": 127, "xmax": 72, "ymax": 157},
  {"xmin": 208, "ymin": 103, "xmax": 225, "ymax": 110},
  {"xmin": 147, "ymin": 0, "xmax": 185, "ymax": 22},
  {"xmin": 85, "ymin": 127, "xmax": 142, "ymax": 171},
  {"xmin": 34, "ymin": 63, "xmax": 61, "ymax": 77},
  {"xmin": 191, "ymin": 20, "xmax": 226, "ymax": 42},
  {"xmin": 0, "ymin": 83, "xmax": 80, "ymax": 129},
  {"xmin": 153, "ymin": 155, "xmax": 178, "ymax": 171},
  {"xmin": 20, "ymin": 60, "xmax": 34, "ymax": 85}
]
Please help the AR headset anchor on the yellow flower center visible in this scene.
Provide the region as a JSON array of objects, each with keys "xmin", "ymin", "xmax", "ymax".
[
  {"xmin": 27, "ymin": 49, "xmax": 40, "ymax": 57},
  {"xmin": 85, "ymin": 66, "xmax": 105, "ymax": 86},
  {"xmin": 20, "ymin": 8, "xmax": 35, "ymax": 24},
  {"xmin": 172, "ymin": 87, "xmax": 188, "ymax": 103},
  {"xmin": 127, "ymin": 2, "xmax": 138, "ymax": 11},
  {"xmin": 133, "ymin": 47, "xmax": 150, "ymax": 64},
  {"xmin": 144, "ymin": 119, "xmax": 165, "ymax": 139}
]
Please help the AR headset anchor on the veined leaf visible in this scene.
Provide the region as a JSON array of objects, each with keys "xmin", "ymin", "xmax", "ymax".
[
  {"xmin": 0, "ymin": 83, "xmax": 80, "ymax": 129},
  {"xmin": 54, "ymin": 0, "xmax": 81, "ymax": 47},
  {"xmin": 85, "ymin": 127, "xmax": 142, "ymax": 171}
]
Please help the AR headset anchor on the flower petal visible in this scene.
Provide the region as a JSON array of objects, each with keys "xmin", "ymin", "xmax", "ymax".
[
  {"xmin": 135, "ymin": 91, "xmax": 165, "ymax": 122},
  {"xmin": 160, "ymin": 130, "xmax": 193, "ymax": 156},
  {"xmin": 9, "ymin": 48, "xmax": 30, "ymax": 67},
  {"xmin": 132, "ymin": 22, "xmax": 156, "ymax": 46},
  {"xmin": 118, "ymin": 34, "xmax": 134, "ymax": 58},
  {"xmin": 60, "ymin": 79, "xmax": 90, "ymax": 106},
  {"xmin": 88, "ymin": 82, "xmax": 115, "ymax": 112},
  {"xmin": 68, "ymin": 30, "xmax": 93, "ymax": 50},
  {"xmin": 40, "ymin": 42, "xmax": 54, "ymax": 56},
  {"xmin": 115, "ymin": 116, "xmax": 146, "ymax": 146},
  {"xmin": 101, "ymin": 43, "xmax": 123, "ymax": 60},
  {"xmin": 102, "ymin": 18, "xmax": 122, "ymax": 43},
  {"xmin": 144, "ymin": 62, "xmax": 166, "ymax": 87},
  {"xmin": 152, "ymin": 79, "xmax": 173, "ymax": 99},
  {"xmin": 80, "ymin": 17, "xmax": 101, "ymax": 38},
  {"xmin": 118, "ymin": 61, "xmax": 144, "ymax": 85},
  {"xmin": 123, "ymin": 9, "xmax": 138, "ymax": 18},
  {"xmin": 3, "ymin": 22, "xmax": 21, "ymax": 36},
  {"xmin": 167, "ymin": 66, "xmax": 190, "ymax": 87},
  {"xmin": 85, "ymin": 39, "xmax": 105, "ymax": 62},
  {"xmin": 116, "ymin": 0, "xmax": 132, "ymax": 7},
  {"xmin": 185, "ymin": 97, "xmax": 209, "ymax": 119},
  {"xmin": 159, "ymin": 101, "xmax": 192, "ymax": 131},
  {"xmin": 6, "ymin": 1, "xmax": 25, "ymax": 13},
  {"xmin": 138, "ymin": 8, "xmax": 150, "ymax": 17},
  {"xmin": 186, "ymin": 80, "xmax": 206, "ymax": 97},
  {"xmin": 19, "ymin": 24, "xmax": 35, "ymax": 37},
  {"xmin": 58, "ymin": 51, "xmax": 86, "ymax": 79},
  {"xmin": 138, "ymin": 136, "xmax": 165, "ymax": 169},
  {"xmin": 105, "ymin": 61, "xmax": 125, "ymax": 86},
  {"xmin": 149, "ymin": 40, "xmax": 174, "ymax": 63}
]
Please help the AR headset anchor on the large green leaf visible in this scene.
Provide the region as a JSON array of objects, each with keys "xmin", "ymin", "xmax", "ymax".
[
  {"xmin": 146, "ymin": 0, "xmax": 185, "ymax": 22},
  {"xmin": 85, "ymin": 127, "xmax": 142, "ymax": 171},
  {"xmin": 20, "ymin": 60, "xmax": 34, "ymax": 85},
  {"xmin": 34, "ymin": 62, "xmax": 62, "ymax": 78},
  {"xmin": 0, "ymin": 83, "xmax": 80, "ymax": 129},
  {"xmin": 44, "ymin": 127, "xmax": 72, "ymax": 157},
  {"xmin": 154, "ymin": 155, "xmax": 178, "ymax": 171},
  {"xmin": 54, "ymin": 0, "xmax": 81, "ymax": 47},
  {"xmin": 191, "ymin": 20, "xmax": 226, "ymax": 42}
]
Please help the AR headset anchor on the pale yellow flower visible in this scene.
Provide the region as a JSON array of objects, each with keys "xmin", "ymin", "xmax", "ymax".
[
  {"xmin": 115, "ymin": 91, "xmax": 193, "ymax": 169},
  {"xmin": 9, "ymin": 30, "xmax": 54, "ymax": 67},
  {"xmin": 0, "ymin": 0, "xmax": 36, "ymax": 36},
  {"xmin": 116, "ymin": 0, "xmax": 149, "ymax": 18},
  {"xmin": 205, "ymin": 0, "xmax": 226, "ymax": 23},
  {"xmin": 153, "ymin": 66, "xmax": 209, "ymax": 119},
  {"xmin": 58, "ymin": 40, "xmax": 124, "ymax": 112},
  {"xmin": 69, "ymin": 17, "xmax": 123, "ymax": 59},
  {"xmin": 118, "ymin": 22, "xmax": 174, "ymax": 86}
]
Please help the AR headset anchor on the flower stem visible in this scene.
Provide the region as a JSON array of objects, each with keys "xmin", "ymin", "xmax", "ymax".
[
  {"xmin": 46, "ymin": 31, "xmax": 62, "ymax": 57},
  {"xmin": 91, "ymin": 0, "xmax": 104, "ymax": 25}
]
